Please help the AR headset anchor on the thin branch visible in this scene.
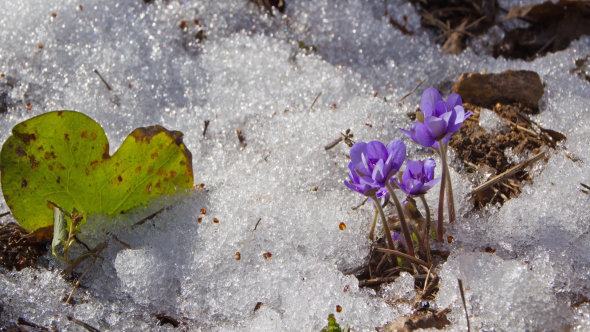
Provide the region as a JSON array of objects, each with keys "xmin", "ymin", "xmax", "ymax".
[
  {"xmin": 310, "ymin": 92, "xmax": 322, "ymax": 111},
  {"xmin": 66, "ymin": 243, "xmax": 108, "ymax": 304},
  {"xmin": 398, "ymin": 79, "xmax": 424, "ymax": 102},
  {"xmin": 93, "ymin": 69, "xmax": 112, "ymax": 91},
  {"xmin": 458, "ymin": 279, "xmax": 471, "ymax": 332},
  {"xmin": 469, "ymin": 152, "xmax": 545, "ymax": 196},
  {"xmin": 375, "ymin": 248, "xmax": 431, "ymax": 268}
]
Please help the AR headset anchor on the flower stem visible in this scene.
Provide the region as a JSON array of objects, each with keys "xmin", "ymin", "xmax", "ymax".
[
  {"xmin": 419, "ymin": 194, "xmax": 432, "ymax": 262},
  {"xmin": 442, "ymin": 142, "xmax": 456, "ymax": 223},
  {"xmin": 372, "ymin": 195, "xmax": 398, "ymax": 266},
  {"xmin": 385, "ymin": 183, "xmax": 415, "ymax": 256},
  {"xmin": 437, "ymin": 141, "xmax": 447, "ymax": 243},
  {"xmin": 369, "ymin": 204, "xmax": 378, "ymax": 241}
]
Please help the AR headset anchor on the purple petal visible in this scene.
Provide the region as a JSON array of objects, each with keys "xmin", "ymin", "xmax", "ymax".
[
  {"xmin": 445, "ymin": 93, "xmax": 462, "ymax": 111},
  {"xmin": 415, "ymin": 122, "xmax": 436, "ymax": 147},
  {"xmin": 386, "ymin": 139, "xmax": 406, "ymax": 170},
  {"xmin": 405, "ymin": 160, "xmax": 424, "ymax": 178},
  {"xmin": 420, "ymin": 88, "xmax": 443, "ymax": 117},
  {"xmin": 366, "ymin": 141, "xmax": 388, "ymax": 161},
  {"xmin": 434, "ymin": 101, "xmax": 447, "ymax": 117},
  {"xmin": 425, "ymin": 116, "xmax": 446, "ymax": 139},
  {"xmin": 350, "ymin": 142, "xmax": 370, "ymax": 176},
  {"xmin": 422, "ymin": 177, "xmax": 441, "ymax": 192},
  {"xmin": 440, "ymin": 110, "xmax": 457, "ymax": 136},
  {"xmin": 446, "ymin": 106, "xmax": 465, "ymax": 134},
  {"xmin": 423, "ymin": 158, "xmax": 436, "ymax": 181},
  {"xmin": 407, "ymin": 180, "xmax": 424, "ymax": 195},
  {"xmin": 372, "ymin": 159, "xmax": 386, "ymax": 183},
  {"xmin": 393, "ymin": 180, "xmax": 411, "ymax": 196}
]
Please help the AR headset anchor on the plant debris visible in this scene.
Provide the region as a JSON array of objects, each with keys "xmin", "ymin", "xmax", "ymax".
[
  {"xmin": 377, "ymin": 308, "xmax": 451, "ymax": 331},
  {"xmin": 0, "ymin": 222, "xmax": 48, "ymax": 271},
  {"xmin": 496, "ymin": 0, "xmax": 590, "ymax": 60}
]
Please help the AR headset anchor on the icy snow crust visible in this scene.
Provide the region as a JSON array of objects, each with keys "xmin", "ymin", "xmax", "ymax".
[{"xmin": 0, "ymin": 0, "xmax": 589, "ymax": 330}]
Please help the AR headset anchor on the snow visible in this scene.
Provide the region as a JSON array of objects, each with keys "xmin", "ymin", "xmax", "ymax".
[{"xmin": 0, "ymin": 0, "xmax": 589, "ymax": 330}]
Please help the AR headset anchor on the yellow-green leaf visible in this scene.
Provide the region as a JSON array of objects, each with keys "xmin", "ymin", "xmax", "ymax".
[{"xmin": 1, "ymin": 111, "xmax": 193, "ymax": 232}]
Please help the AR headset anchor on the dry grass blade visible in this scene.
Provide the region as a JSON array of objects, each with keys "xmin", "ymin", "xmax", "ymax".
[
  {"xmin": 375, "ymin": 248, "xmax": 431, "ymax": 268},
  {"xmin": 458, "ymin": 279, "xmax": 471, "ymax": 332},
  {"xmin": 65, "ymin": 242, "xmax": 108, "ymax": 304},
  {"xmin": 398, "ymin": 79, "xmax": 424, "ymax": 102},
  {"xmin": 469, "ymin": 151, "xmax": 545, "ymax": 196},
  {"xmin": 67, "ymin": 315, "xmax": 101, "ymax": 332}
]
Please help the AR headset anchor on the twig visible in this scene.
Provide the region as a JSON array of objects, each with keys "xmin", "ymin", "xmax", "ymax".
[
  {"xmin": 375, "ymin": 248, "xmax": 431, "ymax": 268},
  {"xmin": 351, "ymin": 197, "xmax": 368, "ymax": 210},
  {"xmin": 0, "ymin": 211, "xmax": 10, "ymax": 218},
  {"xmin": 469, "ymin": 152, "xmax": 545, "ymax": 196},
  {"xmin": 359, "ymin": 276, "xmax": 399, "ymax": 288},
  {"xmin": 253, "ymin": 218, "xmax": 262, "ymax": 231},
  {"xmin": 423, "ymin": 263, "xmax": 434, "ymax": 292},
  {"xmin": 324, "ymin": 136, "xmax": 343, "ymax": 150},
  {"xmin": 398, "ymin": 79, "xmax": 424, "ymax": 102},
  {"xmin": 133, "ymin": 206, "xmax": 171, "ymax": 226},
  {"xmin": 17, "ymin": 318, "xmax": 49, "ymax": 331},
  {"xmin": 458, "ymin": 279, "xmax": 471, "ymax": 332},
  {"xmin": 93, "ymin": 69, "xmax": 112, "ymax": 91},
  {"xmin": 581, "ymin": 183, "xmax": 590, "ymax": 190},
  {"xmin": 67, "ymin": 316, "xmax": 101, "ymax": 332},
  {"xmin": 310, "ymin": 92, "xmax": 322, "ymax": 110},
  {"xmin": 66, "ymin": 243, "xmax": 108, "ymax": 304},
  {"xmin": 203, "ymin": 120, "xmax": 210, "ymax": 136}
]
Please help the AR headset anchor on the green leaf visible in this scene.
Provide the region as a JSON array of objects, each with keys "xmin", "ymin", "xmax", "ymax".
[
  {"xmin": 51, "ymin": 207, "xmax": 68, "ymax": 261},
  {"xmin": 1, "ymin": 111, "xmax": 193, "ymax": 232},
  {"xmin": 320, "ymin": 314, "xmax": 342, "ymax": 332}
]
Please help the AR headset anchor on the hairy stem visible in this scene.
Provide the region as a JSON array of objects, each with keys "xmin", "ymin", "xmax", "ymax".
[
  {"xmin": 372, "ymin": 195, "xmax": 398, "ymax": 266},
  {"xmin": 443, "ymin": 142, "xmax": 456, "ymax": 223},
  {"xmin": 419, "ymin": 194, "xmax": 432, "ymax": 262},
  {"xmin": 437, "ymin": 141, "xmax": 447, "ymax": 242},
  {"xmin": 386, "ymin": 183, "xmax": 415, "ymax": 256}
]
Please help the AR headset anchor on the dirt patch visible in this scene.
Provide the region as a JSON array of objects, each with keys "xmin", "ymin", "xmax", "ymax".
[{"xmin": 449, "ymin": 102, "xmax": 564, "ymax": 208}]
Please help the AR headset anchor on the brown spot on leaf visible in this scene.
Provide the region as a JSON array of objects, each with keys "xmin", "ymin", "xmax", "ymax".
[
  {"xmin": 29, "ymin": 155, "xmax": 39, "ymax": 169},
  {"xmin": 148, "ymin": 166, "xmax": 153, "ymax": 173},
  {"xmin": 48, "ymin": 165, "xmax": 53, "ymax": 171},
  {"xmin": 91, "ymin": 132, "xmax": 97, "ymax": 139},
  {"xmin": 85, "ymin": 168, "xmax": 90, "ymax": 175},
  {"xmin": 135, "ymin": 166, "xmax": 142, "ymax": 173},
  {"xmin": 151, "ymin": 152, "xmax": 159, "ymax": 159},
  {"xmin": 90, "ymin": 160, "xmax": 98, "ymax": 169},
  {"xmin": 44, "ymin": 152, "xmax": 50, "ymax": 159},
  {"xmin": 21, "ymin": 178, "xmax": 27, "ymax": 188},
  {"xmin": 15, "ymin": 146, "xmax": 27, "ymax": 157},
  {"xmin": 146, "ymin": 183, "xmax": 152, "ymax": 193},
  {"xmin": 56, "ymin": 176, "xmax": 60, "ymax": 184},
  {"xmin": 157, "ymin": 169, "xmax": 163, "ymax": 176},
  {"xmin": 180, "ymin": 160, "xmax": 186, "ymax": 166},
  {"xmin": 64, "ymin": 133, "xmax": 70, "ymax": 141},
  {"xmin": 57, "ymin": 111, "xmax": 63, "ymax": 117},
  {"xmin": 102, "ymin": 144, "xmax": 110, "ymax": 159},
  {"xmin": 7, "ymin": 142, "xmax": 13, "ymax": 148},
  {"xmin": 155, "ymin": 181, "xmax": 161, "ymax": 188},
  {"xmin": 81, "ymin": 131, "xmax": 87, "ymax": 138},
  {"xmin": 169, "ymin": 170, "xmax": 177, "ymax": 178},
  {"xmin": 118, "ymin": 175, "xmax": 123, "ymax": 182},
  {"xmin": 17, "ymin": 133, "xmax": 36, "ymax": 145}
]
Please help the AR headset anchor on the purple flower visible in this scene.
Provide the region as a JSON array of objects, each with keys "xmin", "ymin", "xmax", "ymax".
[
  {"xmin": 392, "ymin": 232, "xmax": 407, "ymax": 249},
  {"xmin": 400, "ymin": 88, "xmax": 472, "ymax": 148},
  {"xmin": 344, "ymin": 162, "xmax": 389, "ymax": 199},
  {"xmin": 394, "ymin": 159, "xmax": 441, "ymax": 196},
  {"xmin": 344, "ymin": 140, "xmax": 406, "ymax": 197}
]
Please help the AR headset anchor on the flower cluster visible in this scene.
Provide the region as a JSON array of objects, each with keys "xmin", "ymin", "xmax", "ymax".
[{"xmin": 343, "ymin": 87, "xmax": 470, "ymax": 263}]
